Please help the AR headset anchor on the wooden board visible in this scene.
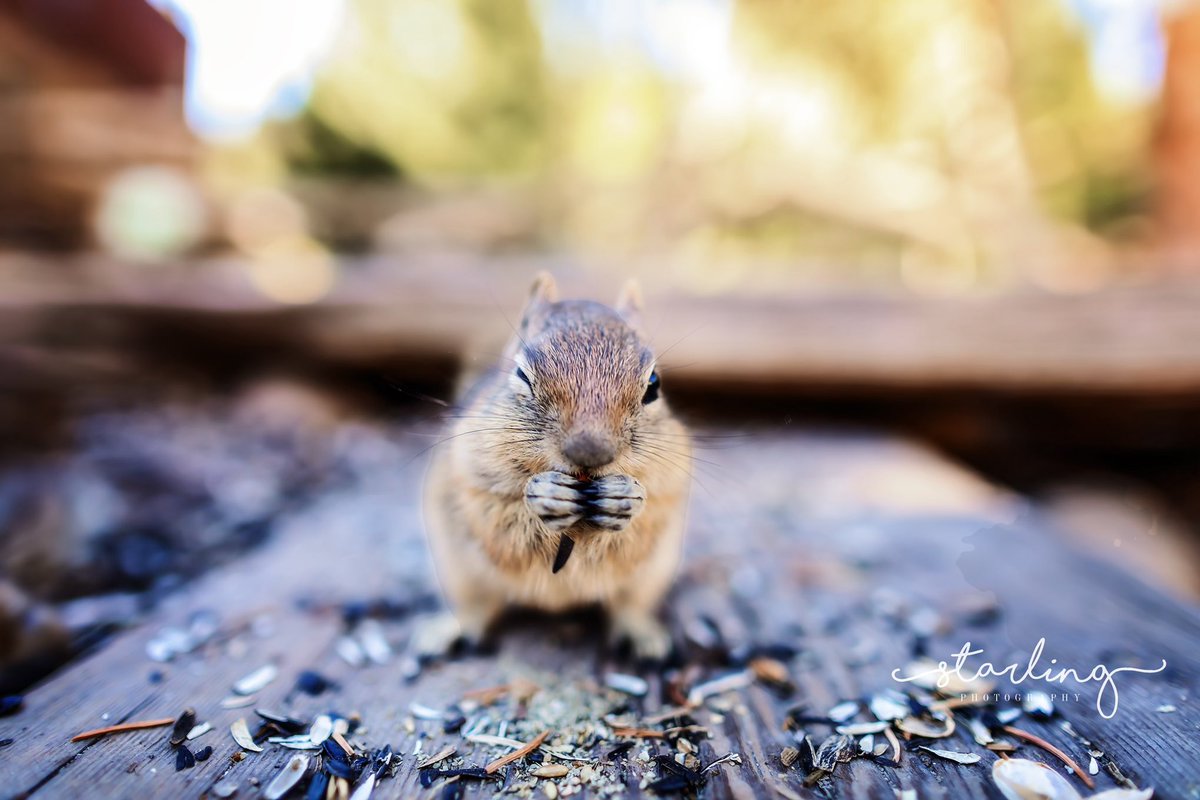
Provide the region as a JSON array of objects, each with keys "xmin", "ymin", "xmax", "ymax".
[
  {"xmin": 0, "ymin": 428, "xmax": 1197, "ymax": 799},
  {"xmin": 6, "ymin": 255, "xmax": 1200, "ymax": 396}
]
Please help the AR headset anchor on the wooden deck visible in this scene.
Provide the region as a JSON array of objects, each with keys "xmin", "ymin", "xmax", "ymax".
[{"xmin": 0, "ymin": 428, "xmax": 1197, "ymax": 799}]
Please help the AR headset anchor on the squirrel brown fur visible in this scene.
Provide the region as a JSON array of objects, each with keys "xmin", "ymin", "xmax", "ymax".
[{"xmin": 422, "ymin": 273, "xmax": 691, "ymax": 659}]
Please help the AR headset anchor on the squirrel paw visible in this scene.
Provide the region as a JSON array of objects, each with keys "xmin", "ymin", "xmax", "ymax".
[
  {"xmin": 525, "ymin": 471, "xmax": 587, "ymax": 531},
  {"xmin": 610, "ymin": 610, "xmax": 672, "ymax": 662},
  {"xmin": 583, "ymin": 474, "xmax": 646, "ymax": 531},
  {"xmin": 526, "ymin": 472, "xmax": 647, "ymax": 532}
]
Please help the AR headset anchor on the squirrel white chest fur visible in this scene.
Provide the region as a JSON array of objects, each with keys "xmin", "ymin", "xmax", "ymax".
[{"xmin": 422, "ymin": 273, "xmax": 691, "ymax": 659}]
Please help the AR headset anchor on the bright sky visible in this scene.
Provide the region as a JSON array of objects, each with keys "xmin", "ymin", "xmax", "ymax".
[{"xmin": 149, "ymin": 0, "xmax": 346, "ymax": 140}]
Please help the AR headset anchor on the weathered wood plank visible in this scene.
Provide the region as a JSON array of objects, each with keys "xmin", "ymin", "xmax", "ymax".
[{"xmin": 0, "ymin": 429, "xmax": 1196, "ymax": 799}]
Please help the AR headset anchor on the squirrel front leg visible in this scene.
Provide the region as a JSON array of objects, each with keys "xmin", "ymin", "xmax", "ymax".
[{"xmin": 525, "ymin": 472, "xmax": 646, "ymax": 532}]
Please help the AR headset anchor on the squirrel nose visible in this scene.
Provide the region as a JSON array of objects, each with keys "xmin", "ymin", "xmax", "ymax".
[{"xmin": 562, "ymin": 431, "xmax": 617, "ymax": 470}]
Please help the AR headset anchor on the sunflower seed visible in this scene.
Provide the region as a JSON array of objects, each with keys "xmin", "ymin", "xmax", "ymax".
[
  {"xmin": 992, "ymin": 758, "xmax": 1083, "ymax": 800},
  {"xmin": 336, "ymin": 636, "xmax": 366, "ymax": 667},
  {"xmin": 269, "ymin": 735, "xmax": 320, "ymax": 750},
  {"xmin": 187, "ymin": 721, "xmax": 212, "ymax": 741},
  {"xmin": 309, "ymin": 715, "xmax": 333, "ymax": 745},
  {"xmin": 605, "ymin": 673, "xmax": 648, "ymax": 697},
  {"xmin": 780, "ymin": 746, "xmax": 800, "ymax": 768},
  {"xmin": 836, "ymin": 721, "xmax": 888, "ymax": 735},
  {"xmin": 897, "ymin": 715, "xmax": 955, "ymax": 738},
  {"xmin": 1022, "ymin": 691, "xmax": 1055, "ymax": 720},
  {"xmin": 552, "ymin": 534, "xmax": 575, "ymax": 574},
  {"xmin": 220, "ymin": 695, "xmax": 256, "ymax": 709},
  {"xmin": 410, "ymin": 703, "xmax": 443, "ymax": 720},
  {"xmin": 813, "ymin": 735, "xmax": 854, "ymax": 771},
  {"xmin": 827, "ymin": 701, "xmax": 860, "ymax": 723},
  {"xmin": 967, "ymin": 717, "xmax": 994, "ymax": 745},
  {"xmin": 917, "ymin": 747, "xmax": 980, "ymax": 765},
  {"xmin": 532, "ymin": 764, "xmax": 570, "ymax": 778},
  {"xmin": 869, "ymin": 690, "xmax": 910, "ymax": 722},
  {"xmin": 231, "ymin": 718, "xmax": 263, "ymax": 752},
  {"xmin": 233, "ymin": 664, "xmax": 278, "ymax": 696},
  {"xmin": 170, "ymin": 708, "xmax": 197, "ymax": 747},
  {"xmin": 358, "ymin": 621, "xmax": 391, "ymax": 665},
  {"xmin": 348, "ymin": 772, "xmax": 376, "ymax": 800},
  {"xmin": 265, "ymin": 754, "xmax": 309, "ymax": 800},
  {"xmin": 687, "ymin": 670, "xmax": 753, "ymax": 705}
]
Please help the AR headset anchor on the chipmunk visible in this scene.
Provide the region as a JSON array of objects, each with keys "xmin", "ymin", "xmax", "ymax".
[{"xmin": 422, "ymin": 273, "xmax": 691, "ymax": 659}]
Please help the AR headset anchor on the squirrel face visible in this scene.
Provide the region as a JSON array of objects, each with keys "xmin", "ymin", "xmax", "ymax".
[{"xmin": 501, "ymin": 274, "xmax": 667, "ymax": 478}]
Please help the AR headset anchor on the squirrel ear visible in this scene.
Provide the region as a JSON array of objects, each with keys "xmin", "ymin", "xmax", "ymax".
[
  {"xmin": 527, "ymin": 271, "xmax": 559, "ymax": 307},
  {"xmin": 518, "ymin": 271, "xmax": 558, "ymax": 335},
  {"xmin": 615, "ymin": 278, "xmax": 644, "ymax": 329}
]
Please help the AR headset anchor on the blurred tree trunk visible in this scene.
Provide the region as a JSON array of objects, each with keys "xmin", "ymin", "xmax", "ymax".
[{"xmin": 1157, "ymin": 5, "xmax": 1200, "ymax": 268}]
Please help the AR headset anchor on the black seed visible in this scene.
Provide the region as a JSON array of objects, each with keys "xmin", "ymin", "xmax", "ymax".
[
  {"xmin": 295, "ymin": 670, "xmax": 337, "ymax": 696},
  {"xmin": 0, "ymin": 696, "xmax": 23, "ymax": 717},
  {"xmin": 606, "ymin": 741, "xmax": 635, "ymax": 760},
  {"xmin": 175, "ymin": 745, "xmax": 196, "ymax": 771},
  {"xmin": 307, "ymin": 771, "xmax": 330, "ymax": 800},
  {"xmin": 170, "ymin": 708, "xmax": 196, "ymax": 747},
  {"xmin": 441, "ymin": 781, "xmax": 464, "ymax": 800},
  {"xmin": 0, "ymin": 738, "xmax": 13, "ymax": 748},
  {"xmin": 194, "ymin": 745, "xmax": 213, "ymax": 762},
  {"xmin": 647, "ymin": 774, "xmax": 692, "ymax": 793},
  {"xmin": 255, "ymin": 709, "xmax": 308, "ymax": 734},
  {"xmin": 442, "ymin": 712, "xmax": 465, "ymax": 734},
  {"xmin": 551, "ymin": 534, "xmax": 575, "ymax": 574}
]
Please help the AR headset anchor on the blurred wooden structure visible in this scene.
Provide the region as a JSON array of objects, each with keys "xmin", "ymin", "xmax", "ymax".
[
  {"xmin": 0, "ymin": 0, "xmax": 194, "ymax": 247},
  {"xmin": 1158, "ymin": 4, "xmax": 1200, "ymax": 267}
]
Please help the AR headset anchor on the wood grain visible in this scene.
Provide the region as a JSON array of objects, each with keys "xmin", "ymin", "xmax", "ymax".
[{"xmin": 0, "ymin": 429, "xmax": 1195, "ymax": 799}]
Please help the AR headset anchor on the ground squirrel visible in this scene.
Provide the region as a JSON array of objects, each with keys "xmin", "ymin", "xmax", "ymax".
[{"xmin": 422, "ymin": 273, "xmax": 691, "ymax": 659}]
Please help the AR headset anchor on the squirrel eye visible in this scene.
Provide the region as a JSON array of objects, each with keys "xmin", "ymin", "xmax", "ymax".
[
  {"xmin": 642, "ymin": 371, "xmax": 660, "ymax": 404},
  {"xmin": 514, "ymin": 367, "xmax": 533, "ymax": 389}
]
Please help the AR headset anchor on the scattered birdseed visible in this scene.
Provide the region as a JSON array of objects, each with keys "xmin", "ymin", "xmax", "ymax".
[
  {"xmin": 294, "ymin": 670, "xmax": 336, "ymax": 696},
  {"xmin": 532, "ymin": 764, "xmax": 570, "ymax": 778},
  {"xmin": 417, "ymin": 746, "xmax": 456, "ymax": 769},
  {"xmin": 220, "ymin": 695, "xmax": 256, "ymax": 709},
  {"xmin": 917, "ymin": 747, "xmax": 980, "ymax": 765},
  {"xmin": 604, "ymin": 673, "xmax": 648, "ymax": 697},
  {"xmin": 264, "ymin": 754, "xmax": 309, "ymax": 800},
  {"xmin": 175, "ymin": 744, "xmax": 196, "ymax": 771},
  {"xmin": 357, "ymin": 620, "xmax": 392, "ymax": 665},
  {"xmin": 827, "ymin": 701, "xmax": 860, "ymax": 723},
  {"xmin": 309, "ymin": 715, "xmax": 333, "ymax": 745},
  {"xmin": 337, "ymin": 636, "xmax": 366, "ymax": 668},
  {"xmin": 1022, "ymin": 691, "xmax": 1055, "ymax": 720},
  {"xmin": 170, "ymin": 708, "xmax": 197, "ymax": 747},
  {"xmin": 187, "ymin": 721, "xmax": 212, "ymax": 741},
  {"xmin": 897, "ymin": 715, "xmax": 955, "ymax": 738},
  {"xmin": 231, "ymin": 718, "xmax": 263, "ymax": 752},
  {"xmin": 348, "ymin": 772, "xmax": 376, "ymax": 800},
  {"xmin": 869, "ymin": 690, "xmax": 910, "ymax": 722},
  {"xmin": 233, "ymin": 664, "xmax": 278, "ymax": 696},
  {"xmin": 552, "ymin": 534, "xmax": 575, "ymax": 574},
  {"xmin": 836, "ymin": 721, "xmax": 889, "ymax": 736},
  {"xmin": 687, "ymin": 670, "xmax": 753, "ymax": 705}
]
